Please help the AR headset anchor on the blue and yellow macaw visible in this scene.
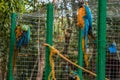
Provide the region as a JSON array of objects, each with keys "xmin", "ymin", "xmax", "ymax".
[
  {"xmin": 15, "ymin": 25, "xmax": 30, "ymax": 48},
  {"xmin": 13, "ymin": 25, "xmax": 30, "ymax": 73},
  {"xmin": 77, "ymin": 1, "xmax": 92, "ymax": 67}
]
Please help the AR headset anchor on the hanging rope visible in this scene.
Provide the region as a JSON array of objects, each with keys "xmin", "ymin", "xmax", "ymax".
[{"xmin": 43, "ymin": 43, "xmax": 109, "ymax": 80}]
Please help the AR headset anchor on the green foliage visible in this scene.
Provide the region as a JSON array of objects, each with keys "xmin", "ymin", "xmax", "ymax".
[{"xmin": 0, "ymin": 0, "xmax": 27, "ymax": 79}]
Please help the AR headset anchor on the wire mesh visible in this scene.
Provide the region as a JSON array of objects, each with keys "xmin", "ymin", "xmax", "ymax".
[
  {"xmin": 106, "ymin": 0, "xmax": 120, "ymax": 80},
  {"xmin": 52, "ymin": 0, "xmax": 98, "ymax": 80},
  {"xmin": 13, "ymin": 12, "xmax": 46, "ymax": 80},
  {"xmin": 12, "ymin": 0, "xmax": 120, "ymax": 80},
  {"xmin": 51, "ymin": 0, "xmax": 120, "ymax": 80}
]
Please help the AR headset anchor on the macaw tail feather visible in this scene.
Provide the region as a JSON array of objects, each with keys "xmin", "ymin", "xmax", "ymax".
[
  {"xmin": 82, "ymin": 38, "xmax": 89, "ymax": 67},
  {"xmin": 84, "ymin": 53, "xmax": 89, "ymax": 67},
  {"xmin": 12, "ymin": 47, "xmax": 19, "ymax": 73}
]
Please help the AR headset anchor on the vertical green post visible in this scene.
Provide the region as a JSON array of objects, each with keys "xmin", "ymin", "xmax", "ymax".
[
  {"xmin": 45, "ymin": 3, "xmax": 54, "ymax": 80},
  {"xmin": 78, "ymin": 28, "xmax": 83, "ymax": 80},
  {"xmin": 97, "ymin": 0, "xmax": 107, "ymax": 80},
  {"xmin": 7, "ymin": 13, "xmax": 17, "ymax": 80}
]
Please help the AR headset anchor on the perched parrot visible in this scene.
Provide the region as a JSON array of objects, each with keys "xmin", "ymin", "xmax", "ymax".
[
  {"xmin": 15, "ymin": 25, "xmax": 30, "ymax": 48},
  {"xmin": 13, "ymin": 25, "xmax": 31, "ymax": 73},
  {"xmin": 77, "ymin": 1, "xmax": 93, "ymax": 67}
]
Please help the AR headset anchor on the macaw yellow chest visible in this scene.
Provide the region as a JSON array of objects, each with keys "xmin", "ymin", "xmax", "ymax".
[{"xmin": 77, "ymin": 6, "xmax": 86, "ymax": 28}]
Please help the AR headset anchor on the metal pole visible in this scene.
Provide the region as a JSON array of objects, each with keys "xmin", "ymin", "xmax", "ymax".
[
  {"xmin": 78, "ymin": 29, "xmax": 83, "ymax": 80},
  {"xmin": 45, "ymin": 3, "xmax": 54, "ymax": 80},
  {"xmin": 7, "ymin": 13, "xmax": 17, "ymax": 80},
  {"xmin": 97, "ymin": 0, "xmax": 107, "ymax": 80}
]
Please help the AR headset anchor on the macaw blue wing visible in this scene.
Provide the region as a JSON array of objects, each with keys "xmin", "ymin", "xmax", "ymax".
[
  {"xmin": 23, "ymin": 27, "xmax": 30, "ymax": 45},
  {"xmin": 82, "ymin": 5, "xmax": 93, "ymax": 49},
  {"xmin": 84, "ymin": 5, "xmax": 92, "ymax": 29}
]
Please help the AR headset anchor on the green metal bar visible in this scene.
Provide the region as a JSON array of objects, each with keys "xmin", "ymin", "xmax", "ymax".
[
  {"xmin": 78, "ymin": 29, "xmax": 83, "ymax": 80},
  {"xmin": 45, "ymin": 3, "xmax": 54, "ymax": 80},
  {"xmin": 97, "ymin": 0, "xmax": 107, "ymax": 80},
  {"xmin": 7, "ymin": 13, "xmax": 17, "ymax": 80}
]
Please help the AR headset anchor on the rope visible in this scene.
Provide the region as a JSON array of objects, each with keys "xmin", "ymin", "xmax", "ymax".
[
  {"xmin": 47, "ymin": 44, "xmax": 57, "ymax": 80},
  {"xmin": 43, "ymin": 43, "xmax": 109, "ymax": 80}
]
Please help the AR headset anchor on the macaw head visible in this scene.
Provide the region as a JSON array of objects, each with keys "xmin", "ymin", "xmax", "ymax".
[
  {"xmin": 78, "ymin": 0, "xmax": 84, "ymax": 8},
  {"xmin": 78, "ymin": 0, "xmax": 89, "ymax": 7},
  {"xmin": 21, "ymin": 25, "xmax": 29, "ymax": 31}
]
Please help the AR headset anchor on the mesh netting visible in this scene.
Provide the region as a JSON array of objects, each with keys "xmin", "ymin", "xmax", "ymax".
[
  {"xmin": 11, "ymin": 0, "xmax": 120, "ymax": 80},
  {"xmin": 52, "ymin": 1, "xmax": 97, "ymax": 80},
  {"xmin": 106, "ymin": 0, "xmax": 120, "ymax": 79},
  {"xmin": 13, "ymin": 12, "xmax": 46, "ymax": 80}
]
